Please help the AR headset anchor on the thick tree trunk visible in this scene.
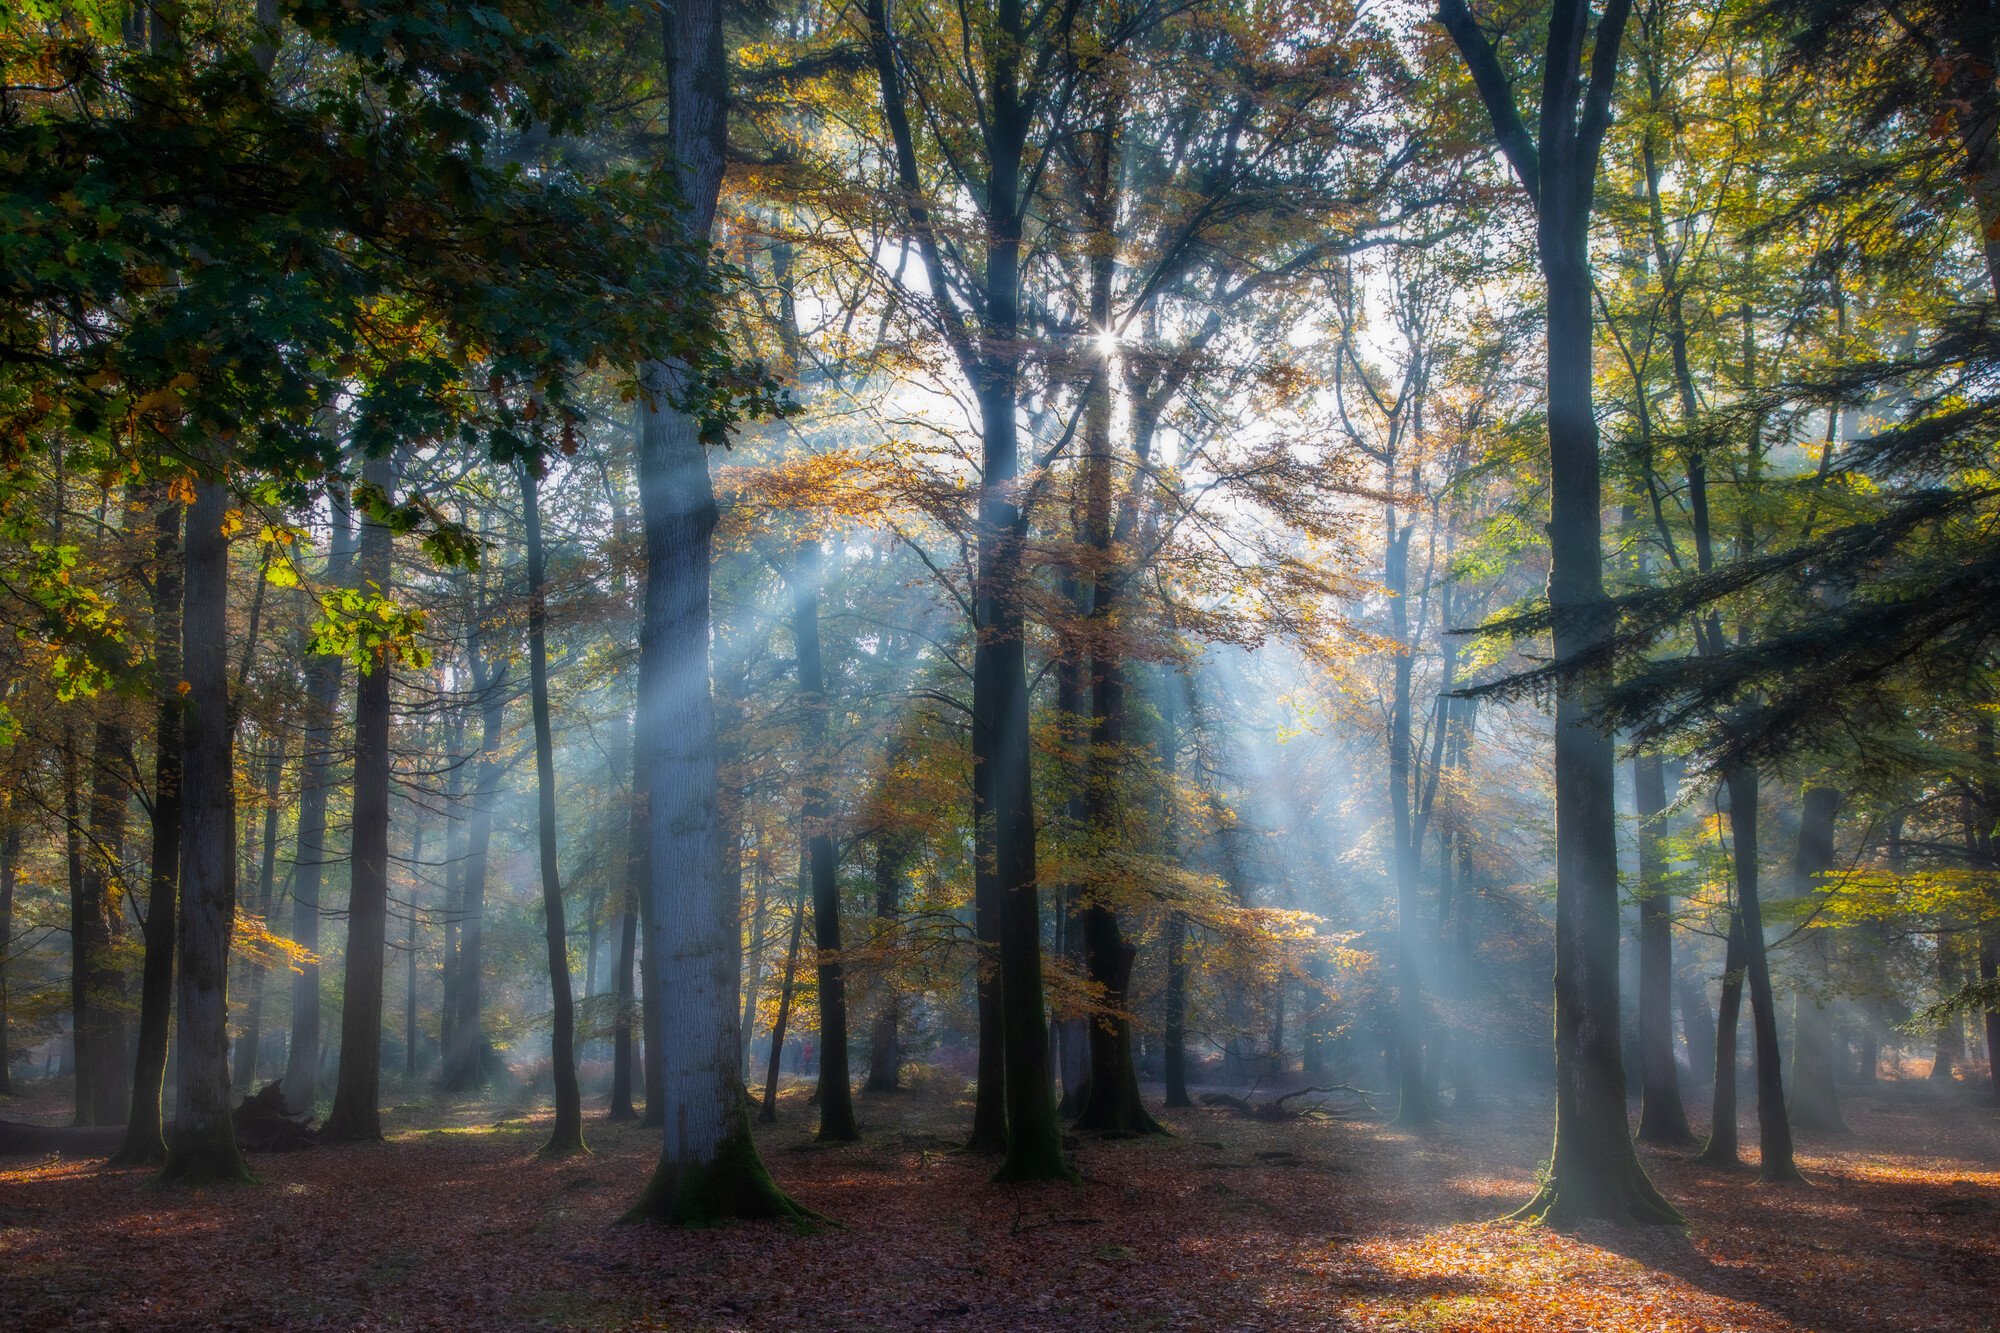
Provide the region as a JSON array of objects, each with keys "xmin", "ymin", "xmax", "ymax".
[
  {"xmin": 159, "ymin": 478, "xmax": 249, "ymax": 1184},
  {"xmin": 118, "ymin": 497, "xmax": 182, "ymax": 1164},
  {"xmin": 790, "ymin": 542, "xmax": 857, "ymax": 1141},
  {"xmin": 322, "ymin": 457, "xmax": 396, "ymax": 1143},
  {"xmin": 1634, "ymin": 753, "xmax": 1695, "ymax": 1145},
  {"xmin": 522, "ymin": 466, "xmax": 586, "ymax": 1156},
  {"xmin": 624, "ymin": 0, "xmax": 798, "ymax": 1226},
  {"xmin": 280, "ymin": 502, "xmax": 353, "ymax": 1112},
  {"xmin": 1517, "ymin": 213, "xmax": 1674, "ymax": 1226},
  {"xmin": 1788, "ymin": 785, "xmax": 1846, "ymax": 1135},
  {"xmin": 1444, "ymin": 0, "xmax": 1673, "ymax": 1226}
]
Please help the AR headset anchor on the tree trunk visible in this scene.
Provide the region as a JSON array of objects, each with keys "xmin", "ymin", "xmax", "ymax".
[
  {"xmin": 0, "ymin": 817, "xmax": 17, "ymax": 1096},
  {"xmin": 1699, "ymin": 900, "xmax": 1748, "ymax": 1167},
  {"xmin": 608, "ymin": 816, "xmax": 642, "ymax": 1121},
  {"xmin": 1930, "ymin": 937, "xmax": 1963, "ymax": 1083},
  {"xmin": 522, "ymin": 465, "xmax": 586, "ymax": 1156},
  {"xmin": 1385, "ymin": 521, "xmax": 1432, "ymax": 1131},
  {"xmin": 280, "ymin": 500, "xmax": 353, "ymax": 1112},
  {"xmin": 159, "ymin": 477, "xmax": 249, "ymax": 1184},
  {"xmin": 118, "ymin": 496, "xmax": 183, "ymax": 1164},
  {"xmin": 322, "ymin": 457, "xmax": 396, "ymax": 1143},
  {"xmin": 759, "ymin": 870, "xmax": 808, "ymax": 1124},
  {"xmin": 623, "ymin": 0, "xmax": 799, "ymax": 1226},
  {"xmin": 1159, "ymin": 665, "xmax": 1191, "ymax": 1109},
  {"xmin": 865, "ymin": 835, "xmax": 907, "ymax": 1093},
  {"xmin": 739, "ymin": 856, "xmax": 770, "ymax": 1082},
  {"xmin": 1634, "ymin": 752, "xmax": 1695, "ymax": 1145},
  {"xmin": 1675, "ymin": 947, "xmax": 1717, "ymax": 1100},
  {"xmin": 1443, "ymin": 0, "xmax": 1674, "ymax": 1226},
  {"xmin": 75, "ymin": 720, "xmax": 132, "ymax": 1125},
  {"xmin": 789, "ymin": 541, "xmax": 857, "ymax": 1141},
  {"xmin": 402, "ymin": 824, "xmax": 419, "ymax": 1078},
  {"xmin": 233, "ymin": 743, "xmax": 286, "ymax": 1091},
  {"xmin": 1726, "ymin": 767, "xmax": 1801, "ymax": 1182},
  {"xmin": 1788, "ymin": 784, "xmax": 1845, "ymax": 1134},
  {"xmin": 443, "ymin": 605, "xmax": 505, "ymax": 1093}
]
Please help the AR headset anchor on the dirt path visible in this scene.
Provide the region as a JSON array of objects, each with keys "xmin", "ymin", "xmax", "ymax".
[{"xmin": 2, "ymin": 1076, "xmax": 1994, "ymax": 1330}]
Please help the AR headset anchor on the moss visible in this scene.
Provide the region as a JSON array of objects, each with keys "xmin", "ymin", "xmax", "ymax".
[
  {"xmin": 537, "ymin": 1133, "xmax": 591, "ymax": 1159},
  {"xmin": 991, "ymin": 1128, "xmax": 1081, "ymax": 1185},
  {"xmin": 620, "ymin": 1106, "xmax": 822, "ymax": 1228},
  {"xmin": 155, "ymin": 1122, "xmax": 254, "ymax": 1189},
  {"xmin": 1505, "ymin": 1155, "xmax": 1684, "ymax": 1228}
]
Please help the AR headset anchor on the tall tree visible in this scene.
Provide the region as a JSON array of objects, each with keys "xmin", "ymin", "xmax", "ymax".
[
  {"xmin": 1439, "ymin": 0, "xmax": 1680, "ymax": 1224},
  {"xmin": 521, "ymin": 461, "xmax": 586, "ymax": 1156},
  {"xmin": 862, "ymin": 0, "xmax": 1078, "ymax": 1183},
  {"xmin": 322, "ymin": 456, "xmax": 397, "ymax": 1143},
  {"xmin": 789, "ymin": 540, "xmax": 857, "ymax": 1141},
  {"xmin": 281, "ymin": 498, "xmax": 355, "ymax": 1111},
  {"xmin": 116, "ymin": 493, "xmax": 182, "ymax": 1164},
  {"xmin": 624, "ymin": 0, "xmax": 804, "ymax": 1225},
  {"xmin": 159, "ymin": 478, "xmax": 250, "ymax": 1184}
]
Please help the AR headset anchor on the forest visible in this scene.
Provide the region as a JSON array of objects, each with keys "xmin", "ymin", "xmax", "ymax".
[{"xmin": 1, "ymin": 0, "xmax": 1997, "ymax": 1329}]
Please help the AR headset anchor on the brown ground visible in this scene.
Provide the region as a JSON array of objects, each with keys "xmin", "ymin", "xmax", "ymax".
[{"xmin": 2, "ymin": 1071, "xmax": 1996, "ymax": 1331}]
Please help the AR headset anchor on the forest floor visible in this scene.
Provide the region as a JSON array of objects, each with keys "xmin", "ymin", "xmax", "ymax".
[{"xmin": 2, "ymin": 1069, "xmax": 1996, "ymax": 1332}]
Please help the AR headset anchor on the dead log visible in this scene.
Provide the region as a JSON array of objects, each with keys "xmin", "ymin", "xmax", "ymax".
[{"xmin": 233, "ymin": 1080, "xmax": 318, "ymax": 1152}]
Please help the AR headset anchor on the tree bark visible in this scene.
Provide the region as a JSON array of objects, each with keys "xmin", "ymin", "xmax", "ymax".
[
  {"xmin": 322, "ymin": 456, "xmax": 396, "ymax": 1143},
  {"xmin": 1160, "ymin": 665, "xmax": 1191, "ymax": 1109},
  {"xmin": 159, "ymin": 477, "xmax": 249, "ymax": 1184},
  {"xmin": 1443, "ymin": 0, "xmax": 1677, "ymax": 1225},
  {"xmin": 280, "ymin": 499, "xmax": 353, "ymax": 1112},
  {"xmin": 118, "ymin": 495, "xmax": 182, "ymax": 1163},
  {"xmin": 609, "ymin": 752, "xmax": 643, "ymax": 1120},
  {"xmin": 1788, "ymin": 784, "xmax": 1846, "ymax": 1134},
  {"xmin": 1699, "ymin": 895, "xmax": 1749, "ymax": 1167},
  {"xmin": 75, "ymin": 720, "xmax": 132, "ymax": 1125},
  {"xmin": 522, "ymin": 464, "xmax": 586, "ymax": 1155},
  {"xmin": 443, "ymin": 593, "xmax": 505, "ymax": 1093},
  {"xmin": 232, "ymin": 742, "xmax": 286, "ymax": 1090},
  {"xmin": 790, "ymin": 541, "xmax": 857, "ymax": 1141},
  {"xmin": 759, "ymin": 868, "xmax": 808, "ymax": 1124},
  {"xmin": 624, "ymin": 0, "xmax": 800, "ymax": 1226},
  {"xmin": 0, "ymin": 816, "xmax": 17, "ymax": 1096},
  {"xmin": 865, "ymin": 834, "xmax": 907, "ymax": 1093},
  {"xmin": 1634, "ymin": 753, "xmax": 1695, "ymax": 1145},
  {"xmin": 1726, "ymin": 767, "xmax": 1802, "ymax": 1182}
]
